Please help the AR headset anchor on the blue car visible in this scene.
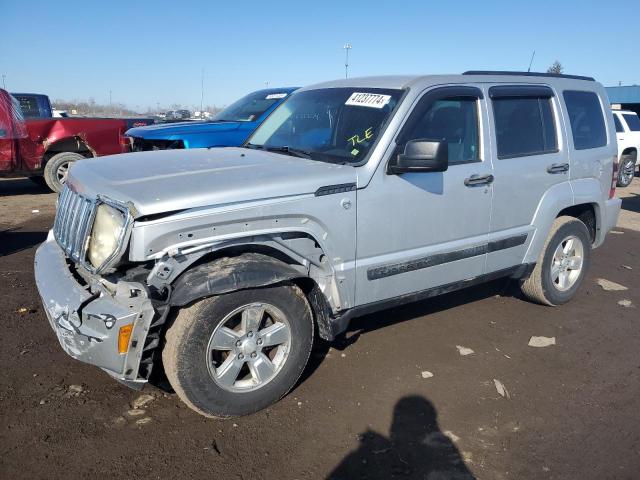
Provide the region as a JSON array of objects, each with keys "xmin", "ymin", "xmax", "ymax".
[{"xmin": 126, "ymin": 87, "xmax": 298, "ymax": 151}]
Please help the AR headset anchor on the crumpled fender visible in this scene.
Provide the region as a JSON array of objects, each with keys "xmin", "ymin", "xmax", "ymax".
[{"xmin": 169, "ymin": 252, "xmax": 306, "ymax": 307}]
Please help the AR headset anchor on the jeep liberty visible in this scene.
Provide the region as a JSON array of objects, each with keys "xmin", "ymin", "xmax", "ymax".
[{"xmin": 35, "ymin": 72, "xmax": 621, "ymax": 417}]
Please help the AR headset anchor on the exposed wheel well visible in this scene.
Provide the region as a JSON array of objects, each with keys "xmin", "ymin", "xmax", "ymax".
[
  {"xmin": 44, "ymin": 137, "xmax": 95, "ymax": 163},
  {"xmin": 557, "ymin": 203, "xmax": 596, "ymax": 243}
]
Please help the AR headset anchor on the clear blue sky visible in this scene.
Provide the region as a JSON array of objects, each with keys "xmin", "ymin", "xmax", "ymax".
[{"xmin": 2, "ymin": 0, "xmax": 638, "ymax": 112}]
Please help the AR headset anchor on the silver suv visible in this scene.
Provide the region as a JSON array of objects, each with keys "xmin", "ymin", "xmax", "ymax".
[{"xmin": 35, "ymin": 72, "xmax": 621, "ymax": 418}]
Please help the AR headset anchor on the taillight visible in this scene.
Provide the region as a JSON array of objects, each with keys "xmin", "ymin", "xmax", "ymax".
[
  {"xmin": 119, "ymin": 130, "xmax": 132, "ymax": 150},
  {"xmin": 609, "ymin": 155, "xmax": 618, "ymax": 199}
]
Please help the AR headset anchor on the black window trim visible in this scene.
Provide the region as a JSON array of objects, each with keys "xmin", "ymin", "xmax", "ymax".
[
  {"xmin": 391, "ymin": 85, "xmax": 484, "ymax": 169},
  {"xmin": 489, "ymin": 85, "xmax": 560, "ymax": 160},
  {"xmin": 489, "ymin": 85, "xmax": 554, "ymax": 99}
]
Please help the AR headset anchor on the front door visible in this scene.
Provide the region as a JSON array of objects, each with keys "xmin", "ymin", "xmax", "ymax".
[{"xmin": 355, "ymin": 86, "xmax": 493, "ymax": 306}]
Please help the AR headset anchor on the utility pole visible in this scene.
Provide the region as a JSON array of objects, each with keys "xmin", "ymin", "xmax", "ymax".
[
  {"xmin": 527, "ymin": 50, "xmax": 536, "ymax": 72},
  {"xmin": 343, "ymin": 43, "xmax": 352, "ymax": 78},
  {"xmin": 1, "ymin": 74, "xmax": 5, "ymax": 89},
  {"xmin": 109, "ymin": 90, "xmax": 112, "ymax": 111},
  {"xmin": 200, "ymin": 68, "xmax": 204, "ymax": 114}
]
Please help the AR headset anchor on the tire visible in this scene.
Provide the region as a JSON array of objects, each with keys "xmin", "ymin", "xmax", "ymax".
[
  {"xmin": 616, "ymin": 153, "xmax": 636, "ymax": 187},
  {"xmin": 163, "ymin": 283, "xmax": 313, "ymax": 418},
  {"xmin": 520, "ymin": 216, "xmax": 591, "ymax": 306},
  {"xmin": 43, "ymin": 152, "xmax": 85, "ymax": 193}
]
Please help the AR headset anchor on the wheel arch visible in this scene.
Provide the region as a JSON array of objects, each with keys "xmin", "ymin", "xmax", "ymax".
[
  {"xmin": 167, "ymin": 245, "xmax": 340, "ymax": 341},
  {"xmin": 620, "ymin": 147, "xmax": 637, "ymax": 158},
  {"xmin": 44, "ymin": 136, "xmax": 96, "ymax": 162}
]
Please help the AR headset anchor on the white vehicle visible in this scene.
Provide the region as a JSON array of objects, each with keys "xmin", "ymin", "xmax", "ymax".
[{"xmin": 612, "ymin": 109, "xmax": 640, "ymax": 187}]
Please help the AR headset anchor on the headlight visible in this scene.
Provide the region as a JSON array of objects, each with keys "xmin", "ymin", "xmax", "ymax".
[{"xmin": 88, "ymin": 204, "xmax": 126, "ymax": 269}]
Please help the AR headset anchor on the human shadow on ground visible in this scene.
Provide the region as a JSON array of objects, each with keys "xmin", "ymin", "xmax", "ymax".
[{"xmin": 328, "ymin": 395, "xmax": 475, "ymax": 479}]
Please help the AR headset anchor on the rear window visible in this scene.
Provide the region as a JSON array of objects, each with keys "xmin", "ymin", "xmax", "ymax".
[
  {"xmin": 492, "ymin": 97, "xmax": 557, "ymax": 158},
  {"xmin": 613, "ymin": 114, "xmax": 624, "ymax": 133},
  {"xmin": 622, "ymin": 113, "xmax": 640, "ymax": 132},
  {"xmin": 11, "ymin": 94, "xmax": 52, "ymax": 119},
  {"xmin": 563, "ymin": 91, "xmax": 607, "ymax": 150}
]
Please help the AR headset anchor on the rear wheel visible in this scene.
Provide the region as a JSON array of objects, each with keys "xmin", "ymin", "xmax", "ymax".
[
  {"xmin": 616, "ymin": 153, "xmax": 636, "ymax": 187},
  {"xmin": 520, "ymin": 216, "xmax": 591, "ymax": 306},
  {"xmin": 43, "ymin": 152, "xmax": 85, "ymax": 193},
  {"xmin": 163, "ymin": 283, "xmax": 313, "ymax": 418}
]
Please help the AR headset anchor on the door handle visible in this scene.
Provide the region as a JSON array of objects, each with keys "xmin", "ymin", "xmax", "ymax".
[
  {"xmin": 464, "ymin": 174, "xmax": 494, "ymax": 186},
  {"xmin": 547, "ymin": 163, "xmax": 569, "ymax": 174}
]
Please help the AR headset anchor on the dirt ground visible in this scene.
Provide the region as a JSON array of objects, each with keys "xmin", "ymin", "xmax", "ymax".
[{"xmin": 1, "ymin": 176, "xmax": 639, "ymax": 480}]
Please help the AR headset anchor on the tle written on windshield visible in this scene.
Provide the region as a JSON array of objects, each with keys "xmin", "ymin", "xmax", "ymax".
[{"xmin": 246, "ymin": 88, "xmax": 404, "ymax": 164}]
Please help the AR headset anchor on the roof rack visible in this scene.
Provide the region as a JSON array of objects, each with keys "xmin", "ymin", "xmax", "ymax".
[{"xmin": 463, "ymin": 71, "xmax": 595, "ymax": 82}]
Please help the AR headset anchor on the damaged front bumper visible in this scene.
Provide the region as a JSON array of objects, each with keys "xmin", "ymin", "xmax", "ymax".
[{"xmin": 34, "ymin": 231, "xmax": 156, "ymax": 388}]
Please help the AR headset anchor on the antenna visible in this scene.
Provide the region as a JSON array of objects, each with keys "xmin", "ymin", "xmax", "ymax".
[{"xmin": 527, "ymin": 50, "xmax": 536, "ymax": 72}]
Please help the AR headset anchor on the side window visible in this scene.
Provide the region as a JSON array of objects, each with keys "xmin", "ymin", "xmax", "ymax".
[
  {"xmin": 403, "ymin": 97, "xmax": 479, "ymax": 164},
  {"xmin": 613, "ymin": 114, "xmax": 624, "ymax": 133},
  {"xmin": 492, "ymin": 96, "xmax": 557, "ymax": 159},
  {"xmin": 563, "ymin": 90, "xmax": 607, "ymax": 150},
  {"xmin": 622, "ymin": 113, "xmax": 640, "ymax": 132}
]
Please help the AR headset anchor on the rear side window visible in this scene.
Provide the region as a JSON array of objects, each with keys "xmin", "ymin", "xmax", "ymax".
[
  {"xmin": 613, "ymin": 114, "xmax": 624, "ymax": 133},
  {"xmin": 492, "ymin": 96, "xmax": 557, "ymax": 159},
  {"xmin": 563, "ymin": 91, "xmax": 607, "ymax": 150},
  {"xmin": 622, "ymin": 113, "xmax": 640, "ymax": 131}
]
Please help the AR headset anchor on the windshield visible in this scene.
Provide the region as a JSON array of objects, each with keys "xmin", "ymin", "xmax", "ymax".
[
  {"xmin": 212, "ymin": 90, "xmax": 290, "ymax": 122},
  {"xmin": 247, "ymin": 87, "xmax": 403, "ymax": 164}
]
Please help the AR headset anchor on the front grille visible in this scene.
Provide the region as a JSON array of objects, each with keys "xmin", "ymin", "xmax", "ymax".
[
  {"xmin": 130, "ymin": 137, "xmax": 184, "ymax": 151},
  {"xmin": 53, "ymin": 186, "xmax": 96, "ymax": 263}
]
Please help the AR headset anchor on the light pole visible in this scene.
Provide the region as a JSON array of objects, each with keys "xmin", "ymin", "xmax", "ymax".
[
  {"xmin": 343, "ymin": 43, "xmax": 352, "ymax": 79},
  {"xmin": 1, "ymin": 74, "xmax": 5, "ymax": 89},
  {"xmin": 200, "ymin": 68, "xmax": 204, "ymax": 114}
]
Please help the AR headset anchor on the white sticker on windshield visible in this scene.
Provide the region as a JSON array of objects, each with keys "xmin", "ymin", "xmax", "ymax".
[
  {"xmin": 345, "ymin": 92, "xmax": 391, "ymax": 109},
  {"xmin": 266, "ymin": 93, "xmax": 288, "ymax": 100}
]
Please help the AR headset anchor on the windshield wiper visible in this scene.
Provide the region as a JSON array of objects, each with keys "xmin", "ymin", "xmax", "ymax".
[
  {"xmin": 262, "ymin": 145, "xmax": 312, "ymax": 159},
  {"xmin": 244, "ymin": 143, "xmax": 263, "ymax": 150}
]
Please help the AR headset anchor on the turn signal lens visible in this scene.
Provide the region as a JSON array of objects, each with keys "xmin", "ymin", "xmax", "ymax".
[{"xmin": 118, "ymin": 324, "xmax": 133, "ymax": 354}]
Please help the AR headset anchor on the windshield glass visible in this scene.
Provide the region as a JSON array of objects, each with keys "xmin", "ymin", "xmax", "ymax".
[
  {"xmin": 247, "ymin": 88, "xmax": 403, "ymax": 164},
  {"xmin": 212, "ymin": 90, "xmax": 290, "ymax": 122}
]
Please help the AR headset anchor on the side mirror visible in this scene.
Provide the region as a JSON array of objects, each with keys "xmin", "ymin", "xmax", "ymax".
[{"xmin": 388, "ymin": 139, "xmax": 448, "ymax": 174}]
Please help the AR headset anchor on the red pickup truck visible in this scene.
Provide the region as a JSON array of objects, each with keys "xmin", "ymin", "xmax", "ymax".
[{"xmin": 0, "ymin": 89, "xmax": 153, "ymax": 192}]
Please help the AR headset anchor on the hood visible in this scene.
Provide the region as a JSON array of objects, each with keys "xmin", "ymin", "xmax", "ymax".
[
  {"xmin": 126, "ymin": 120, "xmax": 244, "ymax": 139},
  {"xmin": 68, "ymin": 148, "xmax": 357, "ymax": 217}
]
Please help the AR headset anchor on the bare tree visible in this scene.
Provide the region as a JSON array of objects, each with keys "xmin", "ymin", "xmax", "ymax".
[{"xmin": 547, "ymin": 61, "xmax": 564, "ymax": 74}]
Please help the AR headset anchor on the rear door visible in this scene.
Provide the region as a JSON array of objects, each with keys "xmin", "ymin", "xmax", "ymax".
[
  {"xmin": 485, "ymin": 85, "xmax": 569, "ymax": 273},
  {"xmin": 355, "ymin": 85, "xmax": 493, "ymax": 306}
]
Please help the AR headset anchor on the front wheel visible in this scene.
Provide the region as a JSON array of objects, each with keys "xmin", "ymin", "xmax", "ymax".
[
  {"xmin": 43, "ymin": 152, "xmax": 85, "ymax": 193},
  {"xmin": 520, "ymin": 216, "xmax": 591, "ymax": 306},
  {"xmin": 163, "ymin": 283, "xmax": 313, "ymax": 418},
  {"xmin": 616, "ymin": 153, "xmax": 636, "ymax": 187}
]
